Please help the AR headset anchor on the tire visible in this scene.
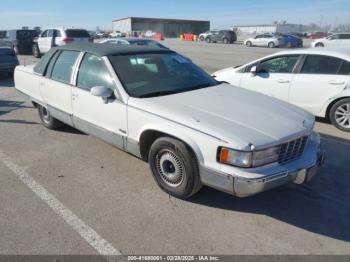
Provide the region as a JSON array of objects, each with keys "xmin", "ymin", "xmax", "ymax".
[
  {"xmin": 148, "ymin": 137, "xmax": 202, "ymax": 199},
  {"xmin": 329, "ymin": 98, "xmax": 350, "ymax": 132},
  {"xmin": 223, "ymin": 38, "xmax": 229, "ymax": 44},
  {"xmin": 199, "ymin": 36, "xmax": 204, "ymax": 41},
  {"xmin": 246, "ymin": 41, "xmax": 252, "ymax": 47},
  {"xmin": 205, "ymin": 37, "xmax": 211, "ymax": 43},
  {"xmin": 315, "ymin": 42, "xmax": 324, "ymax": 47},
  {"xmin": 38, "ymin": 105, "xmax": 62, "ymax": 130},
  {"xmin": 268, "ymin": 42, "xmax": 275, "ymax": 48},
  {"xmin": 32, "ymin": 44, "xmax": 41, "ymax": 58}
]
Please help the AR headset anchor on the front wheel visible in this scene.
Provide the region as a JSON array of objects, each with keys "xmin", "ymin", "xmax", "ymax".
[
  {"xmin": 245, "ymin": 41, "xmax": 252, "ymax": 47},
  {"xmin": 148, "ymin": 137, "xmax": 202, "ymax": 199},
  {"xmin": 205, "ymin": 37, "xmax": 211, "ymax": 43},
  {"xmin": 268, "ymin": 42, "xmax": 275, "ymax": 48},
  {"xmin": 330, "ymin": 98, "xmax": 350, "ymax": 132},
  {"xmin": 223, "ymin": 38, "xmax": 229, "ymax": 44},
  {"xmin": 38, "ymin": 105, "xmax": 62, "ymax": 130},
  {"xmin": 315, "ymin": 42, "xmax": 324, "ymax": 47}
]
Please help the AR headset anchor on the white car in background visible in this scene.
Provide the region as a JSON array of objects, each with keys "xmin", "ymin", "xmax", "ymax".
[
  {"xmin": 311, "ymin": 33, "xmax": 350, "ymax": 48},
  {"xmin": 244, "ymin": 34, "xmax": 284, "ymax": 48},
  {"xmin": 213, "ymin": 48, "xmax": 350, "ymax": 132},
  {"xmin": 32, "ymin": 27, "xmax": 92, "ymax": 58}
]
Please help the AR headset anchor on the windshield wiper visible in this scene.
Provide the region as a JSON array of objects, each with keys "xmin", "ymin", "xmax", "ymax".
[{"xmin": 138, "ymin": 90, "xmax": 177, "ymax": 98}]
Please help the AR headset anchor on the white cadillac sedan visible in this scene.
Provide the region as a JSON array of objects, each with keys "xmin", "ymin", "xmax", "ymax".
[
  {"xmin": 213, "ymin": 48, "xmax": 350, "ymax": 132},
  {"xmin": 15, "ymin": 44, "xmax": 324, "ymax": 199}
]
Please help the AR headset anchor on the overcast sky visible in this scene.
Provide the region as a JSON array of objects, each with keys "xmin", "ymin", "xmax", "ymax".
[{"xmin": 0, "ymin": 0, "xmax": 349, "ymax": 30}]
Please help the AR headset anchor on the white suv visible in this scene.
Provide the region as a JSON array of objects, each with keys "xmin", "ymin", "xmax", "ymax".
[
  {"xmin": 33, "ymin": 27, "xmax": 91, "ymax": 57},
  {"xmin": 311, "ymin": 33, "xmax": 350, "ymax": 48}
]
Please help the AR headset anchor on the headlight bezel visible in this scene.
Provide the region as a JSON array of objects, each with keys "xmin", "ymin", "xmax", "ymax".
[{"xmin": 217, "ymin": 146, "xmax": 280, "ymax": 168}]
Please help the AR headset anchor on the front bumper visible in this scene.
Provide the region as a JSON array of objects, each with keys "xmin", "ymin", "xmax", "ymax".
[{"xmin": 200, "ymin": 133, "xmax": 325, "ymax": 197}]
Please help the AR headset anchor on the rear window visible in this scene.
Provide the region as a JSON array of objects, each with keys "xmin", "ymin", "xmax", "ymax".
[
  {"xmin": 17, "ymin": 30, "xmax": 37, "ymax": 39},
  {"xmin": 65, "ymin": 29, "xmax": 90, "ymax": 38}
]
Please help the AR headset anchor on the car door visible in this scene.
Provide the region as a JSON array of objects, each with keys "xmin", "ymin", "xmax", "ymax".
[
  {"xmin": 38, "ymin": 30, "xmax": 50, "ymax": 53},
  {"xmin": 71, "ymin": 53, "xmax": 127, "ymax": 149},
  {"xmin": 239, "ymin": 55, "xmax": 300, "ymax": 102},
  {"xmin": 289, "ymin": 55, "xmax": 350, "ymax": 115},
  {"xmin": 40, "ymin": 50, "xmax": 80, "ymax": 125},
  {"xmin": 252, "ymin": 35, "xmax": 262, "ymax": 46}
]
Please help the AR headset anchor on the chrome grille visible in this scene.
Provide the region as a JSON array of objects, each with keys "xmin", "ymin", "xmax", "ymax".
[{"xmin": 278, "ymin": 136, "xmax": 308, "ymax": 164}]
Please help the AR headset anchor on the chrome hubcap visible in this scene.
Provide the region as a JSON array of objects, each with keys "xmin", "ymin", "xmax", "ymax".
[
  {"xmin": 156, "ymin": 150, "xmax": 185, "ymax": 187},
  {"xmin": 42, "ymin": 107, "xmax": 50, "ymax": 123},
  {"xmin": 335, "ymin": 103, "xmax": 350, "ymax": 129}
]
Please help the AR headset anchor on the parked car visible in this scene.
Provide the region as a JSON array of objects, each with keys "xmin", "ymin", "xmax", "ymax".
[
  {"xmin": 14, "ymin": 44, "xmax": 324, "ymax": 198},
  {"xmin": 310, "ymin": 32, "xmax": 329, "ymax": 39},
  {"xmin": 213, "ymin": 48, "xmax": 350, "ymax": 132},
  {"xmin": 109, "ymin": 31, "xmax": 126, "ymax": 38},
  {"xmin": 0, "ymin": 30, "xmax": 7, "ymax": 39},
  {"xmin": 244, "ymin": 34, "xmax": 284, "ymax": 48},
  {"xmin": 198, "ymin": 30, "xmax": 219, "ymax": 41},
  {"xmin": 281, "ymin": 34, "xmax": 303, "ymax": 48},
  {"xmin": 205, "ymin": 30, "xmax": 237, "ymax": 44},
  {"xmin": 0, "ymin": 45, "xmax": 19, "ymax": 77},
  {"xmin": 32, "ymin": 27, "xmax": 92, "ymax": 58},
  {"xmin": 311, "ymin": 33, "xmax": 350, "ymax": 48},
  {"xmin": 5, "ymin": 29, "xmax": 38, "ymax": 54},
  {"xmin": 99, "ymin": 38, "xmax": 167, "ymax": 48}
]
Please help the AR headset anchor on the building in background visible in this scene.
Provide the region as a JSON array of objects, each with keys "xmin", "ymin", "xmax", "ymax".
[
  {"xmin": 112, "ymin": 17, "xmax": 210, "ymax": 37},
  {"xmin": 232, "ymin": 23, "xmax": 303, "ymax": 41}
]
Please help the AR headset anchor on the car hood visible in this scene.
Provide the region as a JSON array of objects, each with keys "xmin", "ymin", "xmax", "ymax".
[{"xmin": 128, "ymin": 84, "xmax": 315, "ymax": 150}]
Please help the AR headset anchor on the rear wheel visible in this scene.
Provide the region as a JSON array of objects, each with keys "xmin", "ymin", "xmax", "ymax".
[
  {"xmin": 32, "ymin": 44, "xmax": 41, "ymax": 58},
  {"xmin": 148, "ymin": 137, "xmax": 202, "ymax": 199},
  {"xmin": 199, "ymin": 36, "xmax": 204, "ymax": 41},
  {"xmin": 38, "ymin": 105, "xmax": 62, "ymax": 130},
  {"xmin": 223, "ymin": 38, "xmax": 229, "ymax": 44},
  {"xmin": 206, "ymin": 37, "xmax": 211, "ymax": 43},
  {"xmin": 315, "ymin": 42, "xmax": 324, "ymax": 47},
  {"xmin": 330, "ymin": 98, "xmax": 350, "ymax": 132},
  {"xmin": 268, "ymin": 42, "xmax": 275, "ymax": 48},
  {"xmin": 246, "ymin": 41, "xmax": 252, "ymax": 47}
]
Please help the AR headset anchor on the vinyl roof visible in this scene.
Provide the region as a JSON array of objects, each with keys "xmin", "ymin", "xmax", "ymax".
[{"xmin": 52, "ymin": 43, "xmax": 172, "ymax": 57}]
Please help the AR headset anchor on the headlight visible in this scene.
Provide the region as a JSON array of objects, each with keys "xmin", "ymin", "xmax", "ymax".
[
  {"xmin": 218, "ymin": 147, "xmax": 252, "ymax": 167},
  {"xmin": 218, "ymin": 146, "xmax": 280, "ymax": 168}
]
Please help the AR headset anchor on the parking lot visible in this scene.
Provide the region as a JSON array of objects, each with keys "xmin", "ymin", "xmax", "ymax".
[{"xmin": 1, "ymin": 39, "xmax": 350, "ymax": 256}]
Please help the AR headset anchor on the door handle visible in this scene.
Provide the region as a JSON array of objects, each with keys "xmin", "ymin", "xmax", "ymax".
[
  {"xmin": 277, "ymin": 79, "xmax": 290, "ymax": 83},
  {"xmin": 328, "ymin": 80, "xmax": 345, "ymax": 85}
]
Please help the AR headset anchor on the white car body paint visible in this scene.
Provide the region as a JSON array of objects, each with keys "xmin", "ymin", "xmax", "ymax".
[
  {"xmin": 14, "ymin": 47, "xmax": 323, "ymax": 197},
  {"xmin": 213, "ymin": 48, "xmax": 350, "ymax": 118}
]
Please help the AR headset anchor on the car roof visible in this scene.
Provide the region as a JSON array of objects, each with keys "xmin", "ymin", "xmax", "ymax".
[
  {"xmin": 274, "ymin": 48, "xmax": 350, "ymax": 60},
  {"xmin": 52, "ymin": 43, "xmax": 172, "ymax": 56}
]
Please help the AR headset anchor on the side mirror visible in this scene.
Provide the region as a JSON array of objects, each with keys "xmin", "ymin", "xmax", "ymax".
[
  {"xmin": 91, "ymin": 86, "xmax": 114, "ymax": 104},
  {"xmin": 250, "ymin": 66, "xmax": 257, "ymax": 75}
]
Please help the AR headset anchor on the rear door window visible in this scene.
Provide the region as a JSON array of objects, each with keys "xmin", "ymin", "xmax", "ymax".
[
  {"xmin": 51, "ymin": 50, "xmax": 80, "ymax": 84},
  {"xmin": 65, "ymin": 30, "xmax": 90, "ymax": 38},
  {"xmin": 300, "ymin": 55, "xmax": 342, "ymax": 75},
  {"xmin": 338, "ymin": 61, "xmax": 350, "ymax": 75}
]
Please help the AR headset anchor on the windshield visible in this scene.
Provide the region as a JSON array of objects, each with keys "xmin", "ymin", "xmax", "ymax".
[{"xmin": 109, "ymin": 52, "xmax": 218, "ymax": 98}]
